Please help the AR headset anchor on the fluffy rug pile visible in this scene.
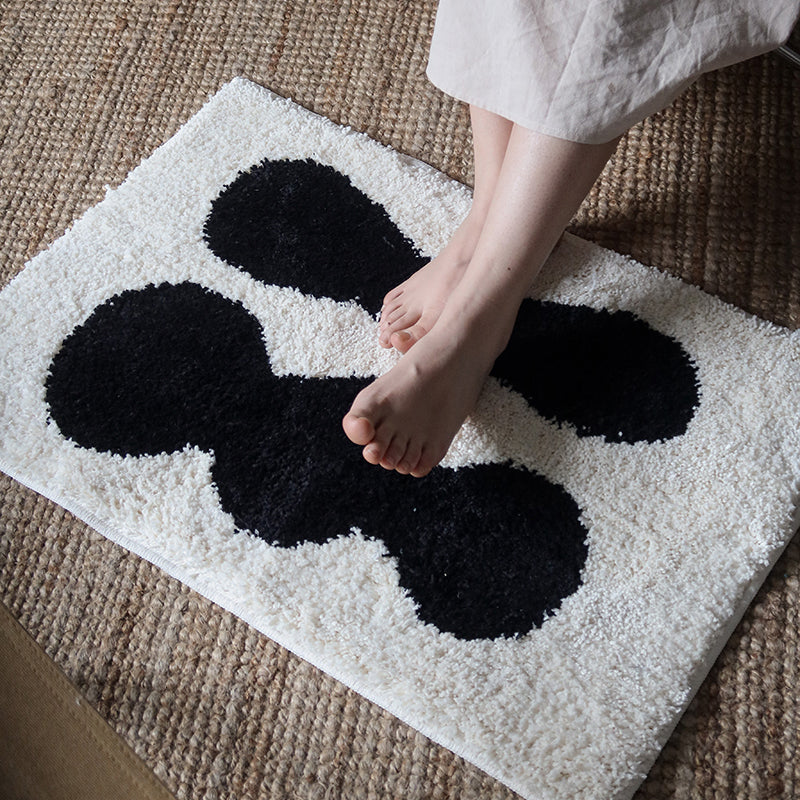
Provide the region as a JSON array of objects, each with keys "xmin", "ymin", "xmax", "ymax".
[{"xmin": 1, "ymin": 78, "xmax": 799, "ymax": 800}]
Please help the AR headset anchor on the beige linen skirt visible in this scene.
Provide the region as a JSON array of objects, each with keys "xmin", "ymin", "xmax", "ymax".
[{"xmin": 427, "ymin": 0, "xmax": 799, "ymax": 143}]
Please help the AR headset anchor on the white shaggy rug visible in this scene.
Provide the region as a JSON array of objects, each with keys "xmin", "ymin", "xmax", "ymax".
[{"xmin": 2, "ymin": 78, "xmax": 800, "ymax": 800}]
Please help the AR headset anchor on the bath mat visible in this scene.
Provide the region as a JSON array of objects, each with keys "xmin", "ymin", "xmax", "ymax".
[{"xmin": 1, "ymin": 77, "xmax": 799, "ymax": 800}]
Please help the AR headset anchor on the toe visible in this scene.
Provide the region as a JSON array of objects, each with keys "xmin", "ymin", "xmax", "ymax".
[
  {"xmin": 390, "ymin": 323, "xmax": 426, "ymax": 353},
  {"xmin": 381, "ymin": 308, "xmax": 414, "ymax": 332},
  {"xmin": 363, "ymin": 440, "xmax": 385, "ymax": 465},
  {"xmin": 391, "ymin": 318, "xmax": 434, "ymax": 353},
  {"xmin": 379, "ymin": 326, "xmax": 397, "ymax": 347},
  {"xmin": 410, "ymin": 463, "xmax": 434, "ymax": 478},
  {"xmin": 410, "ymin": 446, "xmax": 440, "ymax": 478},
  {"xmin": 382, "ymin": 306, "xmax": 407, "ymax": 326},
  {"xmin": 395, "ymin": 442, "xmax": 422, "ymax": 475},
  {"xmin": 390, "ymin": 331, "xmax": 413, "ymax": 352},
  {"xmin": 379, "ymin": 296, "xmax": 403, "ymax": 327},
  {"xmin": 342, "ymin": 413, "xmax": 375, "ymax": 446},
  {"xmin": 382, "ymin": 285, "xmax": 404, "ymax": 309},
  {"xmin": 381, "ymin": 436, "xmax": 409, "ymax": 470},
  {"xmin": 380, "ymin": 311, "xmax": 417, "ymax": 347}
]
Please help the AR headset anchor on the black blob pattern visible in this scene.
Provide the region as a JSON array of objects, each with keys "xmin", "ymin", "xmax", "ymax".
[
  {"xmin": 46, "ymin": 282, "xmax": 587, "ymax": 640},
  {"xmin": 204, "ymin": 157, "xmax": 699, "ymax": 444},
  {"xmin": 492, "ymin": 300, "xmax": 699, "ymax": 443},
  {"xmin": 203, "ymin": 158, "xmax": 428, "ymax": 316},
  {"xmin": 45, "ymin": 156, "xmax": 701, "ymax": 641}
]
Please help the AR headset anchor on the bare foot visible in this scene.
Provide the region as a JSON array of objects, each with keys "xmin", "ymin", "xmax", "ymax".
[
  {"xmin": 378, "ymin": 209, "xmax": 484, "ymax": 353},
  {"xmin": 351, "ymin": 117, "xmax": 620, "ymax": 477},
  {"xmin": 345, "ymin": 302, "xmax": 514, "ymax": 477}
]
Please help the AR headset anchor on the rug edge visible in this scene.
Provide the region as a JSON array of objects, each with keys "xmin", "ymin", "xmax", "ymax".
[
  {"xmin": 0, "ymin": 455, "xmax": 539, "ymax": 799},
  {"xmin": 616, "ymin": 506, "xmax": 800, "ymax": 800},
  {"xmin": 0, "ymin": 76, "xmax": 543, "ymax": 799},
  {"xmin": 4, "ymin": 77, "xmax": 800, "ymax": 800}
]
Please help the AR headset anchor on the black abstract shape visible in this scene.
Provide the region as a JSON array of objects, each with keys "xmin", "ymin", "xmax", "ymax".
[
  {"xmin": 492, "ymin": 299, "xmax": 699, "ymax": 443},
  {"xmin": 204, "ymin": 158, "xmax": 699, "ymax": 444},
  {"xmin": 203, "ymin": 158, "xmax": 427, "ymax": 316},
  {"xmin": 46, "ymin": 282, "xmax": 588, "ymax": 640},
  {"xmin": 47, "ymin": 159, "xmax": 702, "ymax": 641}
]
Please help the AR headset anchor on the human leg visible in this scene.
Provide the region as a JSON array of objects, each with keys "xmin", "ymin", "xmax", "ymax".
[
  {"xmin": 377, "ymin": 105, "xmax": 513, "ymax": 351},
  {"xmin": 345, "ymin": 124, "xmax": 619, "ymax": 476}
]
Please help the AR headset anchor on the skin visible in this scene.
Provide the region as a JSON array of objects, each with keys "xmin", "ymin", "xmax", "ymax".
[
  {"xmin": 377, "ymin": 107, "xmax": 513, "ymax": 352},
  {"xmin": 343, "ymin": 105, "xmax": 620, "ymax": 477}
]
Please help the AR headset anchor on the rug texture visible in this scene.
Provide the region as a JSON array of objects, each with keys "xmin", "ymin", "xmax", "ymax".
[
  {"xmin": 2, "ymin": 3, "xmax": 800, "ymax": 800},
  {"xmin": 2, "ymin": 77, "xmax": 800, "ymax": 800}
]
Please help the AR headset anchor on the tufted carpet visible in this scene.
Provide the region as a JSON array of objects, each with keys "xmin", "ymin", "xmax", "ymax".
[{"xmin": 1, "ymin": 3, "xmax": 800, "ymax": 799}]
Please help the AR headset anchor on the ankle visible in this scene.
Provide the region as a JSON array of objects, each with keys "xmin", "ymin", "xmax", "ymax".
[
  {"xmin": 436, "ymin": 295, "xmax": 519, "ymax": 362},
  {"xmin": 448, "ymin": 205, "xmax": 488, "ymax": 258}
]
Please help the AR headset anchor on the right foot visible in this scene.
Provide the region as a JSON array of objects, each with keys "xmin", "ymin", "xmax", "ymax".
[
  {"xmin": 378, "ymin": 209, "xmax": 484, "ymax": 353},
  {"xmin": 345, "ymin": 297, "xmax": 515, "ymax": 477}
]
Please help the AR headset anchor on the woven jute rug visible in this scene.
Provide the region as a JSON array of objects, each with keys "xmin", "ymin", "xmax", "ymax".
[
  {"xmin": 6, "ymin": 76, "xmax": 800, "ymax": 798},
  {"xmin": 1, "ymin": 3, "xmax": 799, "ymax": 799}
]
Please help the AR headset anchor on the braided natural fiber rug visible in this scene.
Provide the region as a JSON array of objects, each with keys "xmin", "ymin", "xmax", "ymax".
[{"xmin": 1, "ymin": 77, "xmax": 799, "ymax": 800}]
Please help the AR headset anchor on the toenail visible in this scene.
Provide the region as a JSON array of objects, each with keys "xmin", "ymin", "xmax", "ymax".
[{"xmin": 363, "ymin": 444, "xmax": 381, "ymax": 462}]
